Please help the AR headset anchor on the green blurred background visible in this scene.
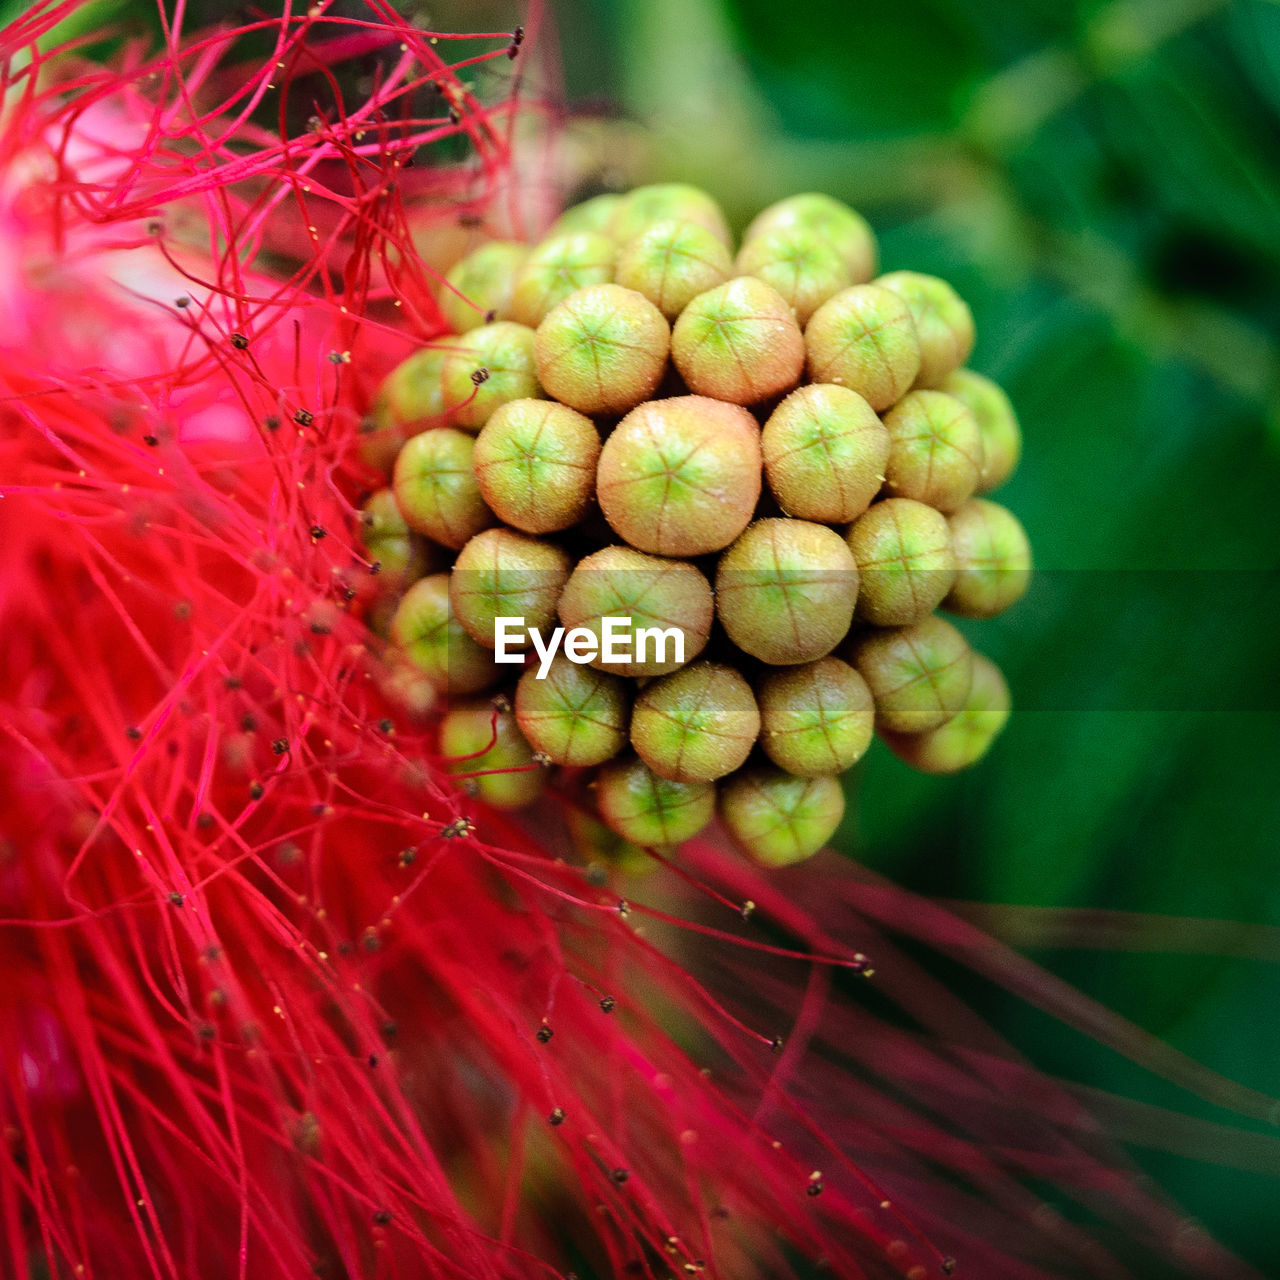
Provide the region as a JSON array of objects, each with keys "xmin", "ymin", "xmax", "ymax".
[
  {"xmin": 549, "ymin": 0, "xmax": 1280, "ymax": 1267},
  {"xmin": 10, "ymin": 0, "xmax": 1278, "ymax": 1268}
]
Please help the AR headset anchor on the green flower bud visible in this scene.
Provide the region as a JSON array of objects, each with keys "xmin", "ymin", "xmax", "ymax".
[
  {"xmin": 534, "ymin": 284, "xmax": 670, "ymax": 415},
  {"xmin": 882, "ymin": 652, "xmax": 1011, "ymax": 774},
  {"xmin": 366, "ymin": 346, "xmax": 447, "ymax": 471},
  {"xmin": 509, "ymin": 232, "xmax": 616, "ymax": 327},
  {"xmin": 614, "ymin": 218, "xmax": 733, "ymax": 320},
  {"xmin": 389, "ymin": 573, "xmax": 495, "ymax": 694},
  {"xmin": 875, "ymin": 271, "xmax": 975, "ymax": 389},
  {"xmin": 671, "ymin": 278, "xmax": 805, "ymax": 405},
  {"xmin": 743, "ymin": 193, "xmax": 877, "ymax": 282},
  {"xmin": 943, "ymin": 498, "xmax": 1032, "ymax": 618},
  {"xmin": 720, "ymin": 767, "xmax": 845, "ymax": 867},
  {"xmin": 450, "ymin": 528, "xmax": 571, "ymax": 649},
  {"xmin": 851, "ymin": 615, "xmax": 973, "ymax": 734},
  {"xmin": 472, "ymin": 399, "xmax": 600, "ymax": 533},
  {"xmin": 846, "ymin": 497, "xmax": 956, "ymax": 626},
  {"xmin": 761, "ymin": 384, "xmax": 889, "ymax": 523},
  {"xmin": 735, "ymin": 227, "xmax": 852, "ymax": 326},
  {"xmin": 439, "ymin": 241, "xmax": 529, "ymax": 334},
  {"xmin": 393, "ymin": 427, "xmax": 494, "ymax": 549},
  {"xmin": 440, "ymin": 321, "xmax": 542, "ymax": 432},
  {"xmin": 804, "ymin": 284, "xmax": 921, "ymax": 412},
  {"xmin": 557, "ymin": 545, "xmax": 713, "ymax": 677},
  {"xmin": 440, "ymin": 699, "xmax": 543, "ymax": 809},
  {"xmin": 597, "ymin": 396, "xmax": 761, "ymax": 556},
  {"xmin": 939, "ymin": 368, "xmax": 1022, "ymax": 493},
  {"xmin": 514, "ymin": 655, "xmax": 629, "ymax": 767},
  {"xmin": 630, "ymin": 662, "xmax": 760, "ymax": 784},
  {"xmin": 359, "ymin": 489, "xmax": 431, "ymax": 588},
  {"xmin": 565, "ymin": 806, "xmax": 653, "ymax": 875},
  {"xmin": 715, "ymin": 519, "xmax": 859, "ymax": 665},
  {"xmin": 882, "ymin": 390, "xmax": 983, "ymax": 513},
  {"xmin": 594, "ymin": 754, "xmax": 716, "ymax": 847},
  {"xmin": 609, "ymin": 183, "xmax": 731, "ymax": 246},
  {"xmin": 548, "ymin": 193, "xmax": 624, "ymax": 238},
  {"xmin": 758, "ymin": 657, "xmax": 874, "ymax": 777}
]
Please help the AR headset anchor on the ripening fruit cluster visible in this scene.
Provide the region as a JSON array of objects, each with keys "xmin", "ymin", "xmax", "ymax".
[{"xmin": 361, "ymin": 185, "xmax": 1030, "ymax": 867}]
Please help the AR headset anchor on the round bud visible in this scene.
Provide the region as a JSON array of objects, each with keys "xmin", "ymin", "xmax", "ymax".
[
  {"xmin": 851, "ymin": 615, "xmax": 973, "ymax": 734},
  {"xmin": 515, "ymin": 655, "xmax": 629, "ymax": 767},
  {"xmin": 758, "ymin": 657, "xmax": 874, "ymax": 777},
  {"xmin": 393, "ymin": 427, "xmax": 494, "ymax": 549},
  {"xmin": 450, "ymin": 529, "xmax": 571, "ymax": 649},
  {"xmin": 609, "ymin": 183, "xmax": 731, "ymax": 246},
  {"xmin": 440, "ymin": 241, "xmax": 528, "ymax": 334},
  {"xmin": 671, "ymin": 278, "xmax": 805, "ymax": 405},
  {"xmin": 875, "ymin": 271, "xmax": 974, "ymax": 389},
  {"xmin": 439, "ymin": 699, "xmax": 543, "ymax": 810},
  {"xmin": 367, "ymin": 346, "xmax": 447, "ymax": 471},
  {"xmin": 597, "ymin": 397, "xmax": 761, "ymax": 556},
  {"xmin": 389, "ymin": 573, "xmax": 495, "ymax": 694},
  {"xmin": 735, "ymin": 227, "xmax": 852, "ymax": 326},
  {"xmin": 882, "ymin": 390, "xmax": 984, "ymax": 513},
  {"xmin": 846, "ymin": 498, "xmax": 956, "ymax": 626},
  {"xmin": 761, "ymin": 384, "xmax": 889, "ymax": 523},
  {"xmin": 943, "ymin": 499, "xmax": 1032, "ymax": 619},
  {"xmin": 939, "ymin": 368, "xmax": 1022, "ymax": 492},
  {"xmin": 557, "ymin": 545, "xmax": 713, "ymax": 677},
  {"xmin": 630, "ymin": 662, "xmax": 760, "ymax": 784},
  {"xmin": 720, "ymin": 767, "xmax": 845, "ymax": 867},
  {"xmin": 565, "ymin": 807, "xmax": 653, "ymax": 876},
  {"xmin": 509, "ymin": 232, "xmax": 616, "ymax": 327},
  {"xmin": 547, "ymin": 193, "xmax": 623, "ymax": 238},
  {"xmin": 360, "ymin": 489, "xmax": 431, "ymax": 587},
  {"xmin": 614, "ymin": 218, "xmax": 733, "ymax": 320},
  {"xmin": 594, "ymin": 754, "xmax": 716, "ymax": 847},
  {"xmin": 804, "ymin": 285, "xmax": 921, "ymax": 412},
  {"xmin": 743, "ymin": 193, "xmax": 877, "ymax": 282},
  {"xmin": 440, "ymin": 321, "xmax": 542, "ymax": 431},
  {"xmin": 473, "ymin": 399, "xmax": 600, "ymax": 533},
  {"xmin": 534, "ymin": 284, "xmax": 670, "ymax": 415},
  {"xmin": 882, "ymin": 652, "xmax": 1011, "ymax": 775},
  {"xmin": 716, "ymin": 519, "xmax": 859, "ymax": 665}
]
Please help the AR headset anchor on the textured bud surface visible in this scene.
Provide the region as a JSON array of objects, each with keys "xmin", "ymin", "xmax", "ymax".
[
  {"xmin": 716, "ymin": 519, "xmax": 859, "ymax": 665},
  {"xmin": 595, "ymin": 754, "xmax": 716, "ymax": 846},
  {"xmin": 876, "ymin": 270, "xmax": 976, "ymax": 389},
  {"xmin": 557, "ymin": 545, "xmax": 713, "ymax": 676},
  {"xmin": 472, "ymin": 399, "xmax": 599, "ymax": 533},
  {"xmin": 847, "ymin": 497, "xmax": 956, "ymax": 626},
  {"xmin": 510, "ymin": 232, "xmax": 617, "ymax": 327},
  {"xmin": 441, "ymin": 241, "xmax": 529, "ymax": 333},
  {"xmin": 393, "ymin": 427, "xmax": 495, "ymax": 549},
  {"xmin": 720, "ymin": 767, "xmax": 846, "ymax": 866},
  {"xmin": 762, "ymin": 383, "xmax": 889, "ymax": 523},
  {"xmin": 743, "ymin": 193, "xmax": 877, "ymax": 282},
  {"xmin": 672, "ymin": 278, "xmax": 805, "ymax": 404},
  {"xmin": 597, "ymin": 396, "xmax": 761, "ymax": 556},
  {"xmin": 940, "ymin": 367, "xmax": 1023, "ymax": 492},
  {"xmin": 631, "ymin": 662, "xmax": 760, "ymax": 783},
  {"xmin": 804, "ymin": 284, "xmax": 921, "ymax": 411},
  {"xmin": 615, "ymin": 218, "xmax": 733, "ymax": 319},
  {"xmin": 758, "ymin": 657, "xmax": 874, "ymax": 777},
  {"xmin": 441, "ymin": 321, "xmax": 542, "ymax": 431},
  {"xmin": 852, "ymin": 615, "xmax": 974, "ymax": 733},
  {"xmin": 390, "ymin": 574, "xmax": 495, "ymax": 695},
  {"xmin": 440, "ymin": 700, "xmax": 543, "ymax": 809},
  {"xmin": 534, "ymin": 284, "xmax": 669, "ymax": 415},
  {"xmin": 943, "ymin": 498, "xmax": 1032, "ymax": 618},
  {"xmin": 450, "ymin": 528, "xmax": 571, "ymax": 648},
  {"xmin": 882, "ymin": 390, "xmax": 984, "ymax": 513},
  {"xmin": 515, "ymin": 656, "xmax": 629, "ymax": 767}
]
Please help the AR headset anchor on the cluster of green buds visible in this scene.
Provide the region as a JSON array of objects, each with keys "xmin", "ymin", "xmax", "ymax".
[{"xmin": 361, "ymin": 185, "xmax": 1030, "ymax": 867}]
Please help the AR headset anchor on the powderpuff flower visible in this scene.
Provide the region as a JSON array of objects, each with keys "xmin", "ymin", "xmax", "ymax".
[{"xmin": 0, "ymin": 4, "xmax": 1269, "ymax": 1279}]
